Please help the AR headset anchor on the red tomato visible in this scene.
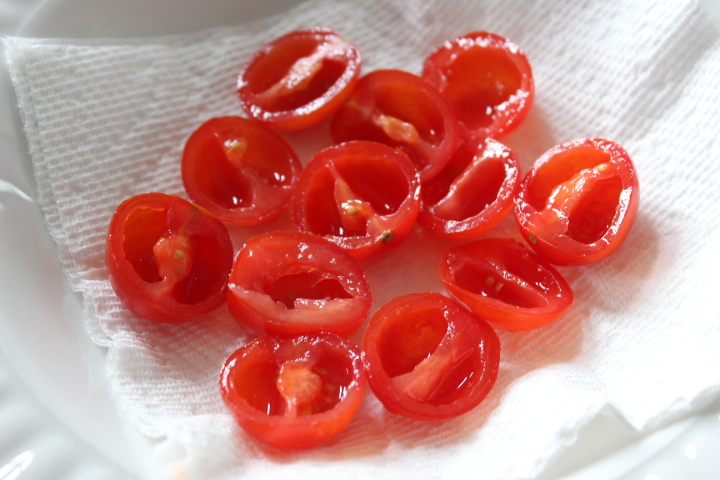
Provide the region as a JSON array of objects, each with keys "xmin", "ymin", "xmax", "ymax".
[
  {"xmin": 330, "ymin": 69, "xmax": 459, "ymax": 182},
  {"xmin": 237, "ymin": 27, "xmax": 362, "ymax": 131},
  {"xmin": 422, "ymin": 31, "xmax": 534, "ymax": 140},
  {"xmin": 418, "ymin": 136, "xmax": 520, "ymax": 239},
  {"xmin": 291, "ymin": 141, "xmax": 421, "ymax": 261},
  {"xmin": 105, "ymin": 193, "xmax": 234, "ymax": 323},
  {"xmin": 220, "ymin": 332, "xmax": 366, "ymax": 449},
  {"xmin": 227, "ymin": 231, "xmax": 372, "ymax": 337},
  {"xmin": 514, "ymin": 137, "xmax": 640, "ymax": 265},
  {"xmin": 363, "ymin": 292, "xmax": 500, "ymax": 420},
  {"xmin": 440, "ymin": 238, "xmax": 573, "ymax": 332},
  {"xmin": 181, "ymin": 116, "xmax": 302, "ymax": 226}
]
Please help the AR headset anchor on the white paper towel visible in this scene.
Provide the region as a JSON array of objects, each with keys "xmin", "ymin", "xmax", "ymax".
[{"xmin": 4, "ymin": 0, "xmax": 720, "ymax": 478}]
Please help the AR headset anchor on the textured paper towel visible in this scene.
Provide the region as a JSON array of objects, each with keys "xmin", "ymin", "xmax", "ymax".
[{"xmin": 4, "ymin": 0, "xmax": 720, "ymax": 478}]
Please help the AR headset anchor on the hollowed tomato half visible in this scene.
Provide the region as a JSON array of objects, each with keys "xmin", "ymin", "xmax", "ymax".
[
  {"xmin": 227, "ymin": 231, "xmax": 372, "ymax": 337},
  {"xmin": 440, "ymin": 238, "xmax": 573, "ymax": 331},
  {"xmin": 418, "ymin": 136, "xmax": 520, "ymax": 239},
  {"xmin": 514, "ymin": 137, "xmax": 640, "ymax": 265},
  {"xmin": 181, "ymin": 116, "xmax": 302, "ymax": 226},
  {"xmin": 238, "ymin": 27, "xmax": 362, "ymax": 131},
  {"xmin": 363, "ymin": 292, "xmax": 500, "ymax": 420},
  {"xmin": 330, "ymin": 69, "xmax": 458, "ymax": 182},
  {"xmin": 291, "ymin": 140, "xmax": 421, "ymax": 261},
  {"xmin": 422, "ymin": 31, "xmax": 534, "ymax": 140},
  {"xmin": 220, "ymin": 332, "xmax": 366, "ymax": 449},
  {"xmin": 105, "ymin": 192, "xmax": 233, "ymax": 323}
]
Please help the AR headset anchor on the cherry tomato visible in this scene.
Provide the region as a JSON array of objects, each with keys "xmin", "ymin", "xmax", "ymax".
[
  {"xmin": 105, "ymin": 192, "xmax": 233, "ymax": 323},
  {"xmin": 237, "ymin": 27, "xmax": 362, "ymax": 131},
  {"xmin": 363, "ymin": 292, "xmax": 500, "ymax": 420},
  {"xmin": 220, "ymin": 332, "xmax": 366, "ymax": 450},
  {"xmin": 422, "ymin": 31, "xmax": 534, "ymax": 140},
  {"xmin": 227, "ymin": 231, "xmax": 372, "ymax": 337},
  {"xmin": 514, "ymin": 137, "xmax": 640, "ymax": 266},
  {"xmin": 330, "ymin": 69, "xmax": 459, "ymax": 182},
  {"xmin": 291, "ymin": 141, "xmax": 421, "ymax": 261},
  {"xmin": 418, "ymin": 136, "xmax": 520, "ymax": 239},
  {"xmin": 440, "ymin": 238, "xmax": 573, "ymax": 332},
  {"xmin": 181, "ymin": 116, "xmax": 302, "ymax": 226}
]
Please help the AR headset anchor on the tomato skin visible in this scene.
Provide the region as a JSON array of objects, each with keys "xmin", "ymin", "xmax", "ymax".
[
  {"xmin": 440, "ymin": 238, "xmax": 573, "ymax": 332},
  {"xmin": 418, "ymin": 136, "xmax": 520, "ymax": 239},
  {"xmin": 422, "ymin": 31, "xmax": 534, "ymax": 140},
  {"xmin": 238, "ymin": 27, "xmax": 362, "ymax": 131},
  {"xmin": 363, "ymin": 292, "xmax": 500, "ymax": 420},
  {"xmin": 291, "ymin": 140, "xmax": 421, "ymax": 261},
  {"xmin": 181, "ymin": 116, "xmax": 302, "ymax": 226},
  {"xmin": 105, "ymin": 193, "xmax": 234, "ymax": 323},
  {"xmin": 514, "ymin": 137, "xmax": 640, "ymax": 266},
  {"xmin": 220, "ymin": 332, "xmax": 366, "ymax": 450},
  {"xmin": 227, "ymin": 231, "xmax": 372, "ymax": 337},
  {"xmin": 330, "ymin": 69, "xmax": 459, "ymax": 182}
]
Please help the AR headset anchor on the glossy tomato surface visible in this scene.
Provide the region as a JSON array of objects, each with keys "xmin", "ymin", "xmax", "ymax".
[
  {"xmin": 181, "ymin": 116, "xmax": 302, "ymax": 226},
  {"xmin": 106, "ymin": 192, "xmax": 234, "ymax": 323},
  {"xmin": 227, "ymin": 231, "xmax": 372, "ymax": 337},
  {"xmin": 422, "ymin": 31, "xmax": 534, "ymax": 140},
  {"xmin": 292, "ymin": 141, "xmax": 421, "ymax": 261},
  {"xmin": 220, "ymin": 332, "xmax": 366, "ymax": 450},
  {"xmin": 238, "ymin": 27, "xmax": 362, "ymax": 131},
  {"xmin": 418, "ymin": 137, "xmax": 520, "ymax": 239},
  {"xmin": 363, "ymin": 292, "xmax": 500, "ymax": 420},
  {"xmin": 330, "ymin": 69, "xmax": 458, "ymax": 182},
  {"xmin": 514, "ymin": 137, "xmax": 640, "ymax": 266},
  {"xmin": 440, "ymin": 238, "xmax": 573, "ymax": 331}
]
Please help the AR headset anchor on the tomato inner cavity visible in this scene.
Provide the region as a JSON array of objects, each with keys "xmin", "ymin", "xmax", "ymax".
[
  {"xmin": 452, "ymin": 260, "xmax": 548, "ymax": 309},
  {"xmin": 248, "ymin": 35, "xmax": 348, "ymax": 111},
  {"xmin": 426, "ymin": 152, "xmax": 506, "ymax": 221},
  {"xmin": 233, "ymin": 349, "xmax": 353, "ymax": 417},
  {"xmin": 444, "ymin": 48, "xmax": 522, "ymax": 130},
  {"xmin": 304, "ymin": 156, "xmax": 410, "ymax": 237},
  {"xmin": 264, "ymin": 272, "xmax": 352, "ymax": 309},
  {"xmin": 567, "ymin": 176, "xmax": 622, "ymax": 244},
  {"xmin": 122, "ymin": 206, "xmax": 227, "ymax": 305},
  {"xmin": 377, "ymin": 307, "xmax": 446, "ymax": 378}
]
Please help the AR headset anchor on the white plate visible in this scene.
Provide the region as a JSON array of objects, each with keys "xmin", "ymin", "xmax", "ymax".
[{"xmin": 1, "ymin": 1, "xmax": 720, "ymax": 479}]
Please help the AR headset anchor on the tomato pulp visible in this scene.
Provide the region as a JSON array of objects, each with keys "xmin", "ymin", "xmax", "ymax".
[
  {"xmin": 422, "ymin": 31, "xmax": 534, "ymax": 140},
  {"xmin": 105, "ymin": 193, "xmax": 234, "ymax": 323},
  {"xmin": 238, "ymin": 27, "xmax": 362, "ymax": 131},
  {"xmin": 440, "ymin": 238, "xmax": 573, "ymax": 331},
  {"xmin": 227, "ymin": 231, "xmax": 372, "ymax": 337},
  {"xmin": 330, "ymin": 69, "xmax": 459, "ymax": 182},
  {"xmin": 514, "ymin": 137, "xmax": 640, "ymax": 265},
  {"xmin": 220, "ymin": 333, "xmax": 366, "ymax": 449},
  {"xmin": 291, "ymin": 140, "xmax": 421, "ymax": 261},
  {"xmin": 363, "ymin": 292, "xmax": 500, "ymax": 420},
  {"xmin": 181, "ymin": 116, "xmax": 302, "ymax": 226},
  {"xmin": 418, "ymin": 136, "xmax": 520, "ymax": 239}
]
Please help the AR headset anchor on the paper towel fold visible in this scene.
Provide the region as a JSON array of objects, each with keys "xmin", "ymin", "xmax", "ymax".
[{"xmin": 4, "ymin": 0, "xmax": 720, "ymax": 478}]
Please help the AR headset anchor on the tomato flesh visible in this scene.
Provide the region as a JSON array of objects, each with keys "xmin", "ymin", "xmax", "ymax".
[
  {"xmin": 238, "ymin": 28, "xmax": 362, "ymax": 131},
  {"xmin": 181, "ymin": 116, "xmax": 302, "ymax": 226},
  {"xmin": 106, "ymin": 193, "xmax": 234, "ymax": 323},
  {"xmin": 331, "ymin": 69, "xmax": 459, "ymax": 181},
  {"xmin": 227, "ymin": 231, "xmax": 372, "ymax": 337},
  {"xmin": 418, "ymin": 137, "xmax": 520, "ymax": 239},
  {"xmin": 292, "ymin": 141, "xmax": 421, "ymax": 261},
  {"xmin": 514, "ymin": 137, "xmax": 640, "ymax": 265},
  {"xmin": 220, "ymin": 333, "xmax": 366, "ymax": 449},
  {"xmin": 440, "ymin": 237, "xmax": 573, "ymax": 331},
  {"xmin": 363, "ymin": 292, "xmax": 500, "ymax": 420},
  {"xmin": 422, "ymin": 31, "xmax": 534, "ymax": 139}
]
